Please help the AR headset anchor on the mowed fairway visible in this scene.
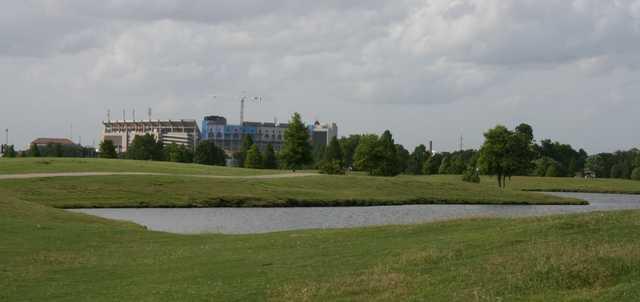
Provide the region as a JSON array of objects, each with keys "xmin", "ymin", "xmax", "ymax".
[
  {"xmin": 2, "ymin": 192, "xmax": 640, "ymax": 301},
  {"xmin": 0, "ymin": 174, "xmax": 587, "ymax": 208},
  {"xmin": 0, "ymin": 157, "xmax": 289, "ymax": 176}
]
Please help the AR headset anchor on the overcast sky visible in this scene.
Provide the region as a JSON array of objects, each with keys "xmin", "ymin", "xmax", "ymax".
[{"xmin": 1, "ymin": 0, "xmax": 639, "ymax": 153}]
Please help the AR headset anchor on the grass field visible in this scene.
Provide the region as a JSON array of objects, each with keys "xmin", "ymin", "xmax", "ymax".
[
  {"xmin": 2, "ymin": 190, "xmax": 640, "ymax": 301},
  {"xmin": 0, "ymin": 174, "xmax": 586, "ymax": 207},
  {"xmin": 1, "ymin": 158, "xmax": 639, "ymax": 207},
  {"xmin": 0, "ymin": 157, "xmax": 288, "ymax": 176}
]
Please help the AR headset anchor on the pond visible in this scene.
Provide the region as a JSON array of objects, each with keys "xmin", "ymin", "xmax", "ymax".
[{"xmin": 69, "ymin": 192, "xmax": 640, "ymax": 234}]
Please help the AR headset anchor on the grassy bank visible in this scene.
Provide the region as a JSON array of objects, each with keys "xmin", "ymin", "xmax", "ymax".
[
  {"xmin": 2, "ymin": 191, "xmax": 640, "ymax": 301},
  {"xmin": 505, "ymin": 176, "xmax": 640, "ymax": 194},
  {"xmin": 0, "ymin": 174, "xmax": 585, "ymax": 208},
  {"xmin": 0, "ymin": 157, "xmax": 288, "ymax": 176}
]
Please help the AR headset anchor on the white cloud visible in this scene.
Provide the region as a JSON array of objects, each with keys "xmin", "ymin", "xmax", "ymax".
[{"xmin": 1, "ymin": 0, "xmax": 639, "ymax": 152}]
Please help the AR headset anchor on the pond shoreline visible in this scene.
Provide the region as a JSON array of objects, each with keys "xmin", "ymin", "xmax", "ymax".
[{"xmin": 68, "ymin": 192, "xmax": 640, "ymax": 234}]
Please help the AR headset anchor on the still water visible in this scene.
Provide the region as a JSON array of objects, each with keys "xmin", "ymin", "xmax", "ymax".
[{"xmin": 70, "ymin": 192, "xmax": 640, "ymax": 234}]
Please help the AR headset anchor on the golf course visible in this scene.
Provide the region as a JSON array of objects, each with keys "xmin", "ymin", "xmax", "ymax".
[{"xmin": 2, "ymin": 158, "xmax": 640, "ymax": 301}]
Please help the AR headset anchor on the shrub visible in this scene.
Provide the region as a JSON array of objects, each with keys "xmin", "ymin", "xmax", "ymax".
[
  {"xmin": 319, "ymin": 160, "xmax": 345, "ymax": 175},
  {"xmin": 462, "ymin": 167, "xmax": 480, "ymax": 183},
  {"xmin": 545, "ymin": 165, "xmax": 558, "ymax": 177},
  {"xmin": 632, "ymin": 168, "xmax": 640, "ymax": 181}
]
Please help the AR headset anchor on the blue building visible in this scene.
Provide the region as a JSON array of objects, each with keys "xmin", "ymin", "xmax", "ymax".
[{"xmin": 202, "ymin": 115, "xmax": 287, "ymax": 154}]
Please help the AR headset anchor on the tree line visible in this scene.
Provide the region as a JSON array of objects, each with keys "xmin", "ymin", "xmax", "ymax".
[{"xmin": 1, "ymin": 142, "xmax": 96, "ymax": 158}]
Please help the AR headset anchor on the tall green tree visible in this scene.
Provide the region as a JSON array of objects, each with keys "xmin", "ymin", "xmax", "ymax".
[
  {"xmin": 262, "ymin": 144, "xmax": 278, "ymax": 169},
  {"xmin": 244, "ymin": 145, "xmax": 263, "ymax": 169},
  {"xmin": 2, "ymin": 145, "xmax": 17, "ymax": 158},
  {"xmin": 99, "ymin": 140, "xmax": 118, "ymax": 159},
  {"xmin": 395, "ymin": 144, "xmax": 410, "ymax": 174},
  {"xmin": 312, "ymin": 143, "xmax": 326, "ymax": 168},
  {"xmin": 164, "ymin": 143, "xmax": 193, "ymax": 163},
  {"xmin": 376, "ymin": 130, "xmax": 401, "ymax": 176},
  {"xmin": 408, "ymin": 144, "xmax": 429, "ymax": 175},
  {"xmin": 29, "ymin": 143, "xmax": 41, "ymax": 157},
  {"xmin": 353, "ymin": 134, "xmax": 380, "ymax": 175},
  {"xmin": 339, "ymin": 135, "xmax": 361, "ymax": 169},
  {"xmin": 234, "ymin": 135, "xmax": 254, "ymax": 167},
  {"xmin": 325, "ymin": 137, "xmax": 343, "ymax": 164},
  {"xmin": 194, "ymin": 140, "xmax": 226, "ymax": 166},
  {"xmin": 423, "ymin": 153, "xmax": 443, "ymax": 175},
  {"xmin": 127, "ymin": 134, "xmax": 163, "ymax": 160},
  {"xmin": 319, "ymin": 137, "xmax": 345, "ymax": 175},
  {"xmin": 479, "ymin": 124, "xmax": 535, "ymax": 188},
  {"xmin": 280, "ymin": 112, "xmax": 312, "ymax": 171}
]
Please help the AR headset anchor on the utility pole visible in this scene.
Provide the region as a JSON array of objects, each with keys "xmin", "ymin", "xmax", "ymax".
[
  {"xmin": 459, "ymin": 135, "xmax": 463, "ymax": 151},
  {"xmin": 5, "ymin": 128, "xmax": 8, "ymax": 146}
]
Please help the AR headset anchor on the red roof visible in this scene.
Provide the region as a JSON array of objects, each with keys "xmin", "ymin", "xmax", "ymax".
[{"xmin": 31, "ymin": 138, "xmax": 76, "ymax": 146}]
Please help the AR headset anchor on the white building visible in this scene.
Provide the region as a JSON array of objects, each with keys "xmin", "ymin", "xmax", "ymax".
[{"xmin": 102, "ymin": 119, "xmax": 200, "ymax": 153}]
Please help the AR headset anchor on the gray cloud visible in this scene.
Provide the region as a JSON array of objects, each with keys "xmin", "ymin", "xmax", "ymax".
[{"xmin": 1, "ymin": 0, "xmax": 640, "ymax": 152}]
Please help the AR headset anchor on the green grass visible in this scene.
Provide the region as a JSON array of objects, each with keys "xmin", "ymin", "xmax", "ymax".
[
  {"xmin": 0, "ymin": 157, "xmax": 288, "ymax": 176},
  {"xmin": 504, "ymin": 176, "xmax": 640, "ymax": 194},
  {"xmin": 2, "ymin": 190, "xmax": 640, "ymax": 301},
  {"xmin": 0, "ymin": 174, "xmax": 586, "ymax": 208}
]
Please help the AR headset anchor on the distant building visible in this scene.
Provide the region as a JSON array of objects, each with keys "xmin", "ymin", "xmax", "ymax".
[
  {"xmin": 31, "ymin": 138, "xmax": 76, "ymax": 147},
  {"xmin": 201, "ymin": 115, "xmax": 337, "ymax": 154},
  {"xmin": 101, "ymin": 119, "xmax": 200, "ymax": 153},
  {"xmin": 309, "ymin": 121, "xmax": 338, "ymax": 148},
  {"xmin": 202, "ymin": 115, "xmax": 288, "ymax": 154}
]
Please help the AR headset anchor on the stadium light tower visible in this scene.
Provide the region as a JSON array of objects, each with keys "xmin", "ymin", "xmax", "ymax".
[{"xmin": 240, "ymin": 94, "xmax": 262, "ymax": 125}]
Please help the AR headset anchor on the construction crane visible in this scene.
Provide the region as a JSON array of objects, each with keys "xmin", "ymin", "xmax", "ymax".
[{"xmin": 240, "ymin": 94, "xmax": 262, "ymax": 125}]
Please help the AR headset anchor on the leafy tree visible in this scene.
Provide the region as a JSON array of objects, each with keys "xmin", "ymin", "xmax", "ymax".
[
  {"xmin": 127, "ymin": 134, "xmax": 163, "ymax": 160},
  {"xmin": 164, "ymin": 143, "xmax": 193, "ymax": 163},
  {"xmin": 478, "ymin": 125, "xmax": 534, "ymax": 188},
  {"xmin": 194, "ymin": 140, "xmax": 226, "ymax": 166},
  {"xmin": 262, "ymin": 144, "xmax": 278, "ymax": 169},
  {"xmin": 325, "ymin": 137, "xmax": 343, "ymax": 165},
  {"xmin": 407, "ymin": 144, "xmax": 430, "ymax": 175},
  {"xmin": 375, "ymin": 130, "xmax": 401, "ymax": 177},
  {"xmin": 280, "ymin": 112, "xmax": 313, "ymax": 171},
  {"xmin": 586, "ymin": 154, "xmax": 613, "ymax": 178},
  {"xmin": 312, "ymin": 144, "xmax": 326, "ymax": 168},
  {"xmin": 353, "ymin": 134, "xmax": 380, "ymax": 174},
  {"xmin": 533, "ymin": 139, "xmax": 585, "ymax": 177},
  {"xmin": 545, "ymin": 164, "xmax": 559, "ymax": 177},
  {"xmin": 631, "ymin": 168, "xmax": 640, "ymax": 181},
  {"xmin": 395, "ymin": 144, "xmax": 410, "ymax": 174},
  {"xmin": 462, "ymin": 166, "xmax": 480, "ymax": 183},
  {"xmin": 244, "ymin": 145, "xmax": 263, "ymax": 169},
  {"xmin": 423, "ymin": 153, "xmax": 443, "ymax": 175},
  {"xmin": 339, "ymin": 135, "xmax": 361, "ymax": 169},
  {"xmin": 318, "ymin": 137, "xmax": 345, "ymax": 174},
  {"xmin": 234, "ymin": 135, "xmax": 254, "ymax": 167},
  {"xmin": 319, "ymin": 160, "xmax": 345, "ymax": 175},
  {"xmin": 99, "ymin": 140, "xmax": 118, "ymax": 159},
  {"xmin": 29, "ymin": 143, "xmax": 41, "ymax": 157},
  {"xmin": 438, "ymin": 156, "xmax": 451, "ymax": 174},
  {"xmin": 2, "ymin": 145, "xmax": 17, "ymax": 158},
  {"xmin": 610, "ymin": 163, "xmax": 630, "ymax": 179},
  {"xmin": 533, "ymin": 157, "xmax": 560, "ymax": 177}
]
